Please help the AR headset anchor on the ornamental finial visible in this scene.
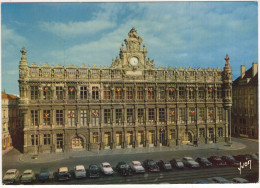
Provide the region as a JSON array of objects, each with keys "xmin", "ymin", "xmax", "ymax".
[
  {"xmin": 20, "ymin": 46, "xmax": 27, "ymax": 56},
  {"xmin": 225, "ymin": 54, "xmax": 230, "ymax": 65}
]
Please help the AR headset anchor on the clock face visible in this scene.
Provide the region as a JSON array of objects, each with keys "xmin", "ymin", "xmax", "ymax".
[{"xmin": 129, "ymin": 57, "xmax": 139, "ymax": 66}]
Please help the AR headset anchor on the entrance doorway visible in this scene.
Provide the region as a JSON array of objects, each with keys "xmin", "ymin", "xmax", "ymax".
[
  {"xmin": 56, "ymin": 134, "xmax": 63, "ymax": 152},
  {"xmin": 137, "ymin": 131, "xmax": 144, "ymax": 147},
  {"xmin": 104, "ymin": 132, "xmax": 111, "ymax": 148},
  {"xmin": 148, "ymin": 131, "xmax": 155, "ymax": 146},
  {"xmin": 72, "ymin": 136, "xmax": 83, "ymax": 149},
  {"xmin": 183, "ymin": 132, "xmax": 192, "ymax": 143}
]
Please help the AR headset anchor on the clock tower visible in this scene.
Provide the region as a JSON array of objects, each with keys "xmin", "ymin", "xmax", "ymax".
[{"xmin": 111, "ymin": 27, "xmax": 155, "ymax": 70}]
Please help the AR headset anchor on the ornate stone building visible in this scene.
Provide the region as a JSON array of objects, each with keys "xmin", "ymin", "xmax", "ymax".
[
  {"xmin": 18, "ymin": 28, "xmax": 232, "ymax": 153},
  {"xmin": 232, "ymin": 63, "xmax": 258, "ymax": 139}
]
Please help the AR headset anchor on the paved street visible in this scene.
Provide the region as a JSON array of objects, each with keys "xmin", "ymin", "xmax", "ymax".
[{"xmin": 2, "ymin": 137, "xmax": 259, "ymax": 184}]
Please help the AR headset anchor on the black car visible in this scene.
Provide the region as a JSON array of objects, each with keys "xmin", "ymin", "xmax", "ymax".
[
  {"xmin": 88, "ymin": 164, "xmax": 100, "ymax": 178},
  {"xmin": 143, "ymin": 159, "xmax": 160, "ymax": 172},
  {"xmin": 221, "ymin": 155, "xmax": 240, "ymax": 166},
  {"xmin": 233, "ymin": 155, "xmax": 251, "ymax": 163},
  {"xmin": 170, "ymin": 159, "xmax": 184, "ymax": 169},
  {"xmin": 116, "ymin": 162, "xmax": 133, "ymax": 176},
  {"xmin": 157, "ymin": 160, "xmax": 172, "ymax": 171},
  {"xmin": 38, "ymin": 168, "xmax": 51, "ymax": 182},
  {"xmin": 208, "ymin": 156, "xmax": 227, "ymax": 167},
  {"xmin": 195, "ymin": 157, "xmax": 213, "ymax": 168}
]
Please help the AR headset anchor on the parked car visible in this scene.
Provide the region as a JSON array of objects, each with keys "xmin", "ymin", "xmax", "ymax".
[
  {"xmin": 20, "ymin": 169, "xmax": 36, "ymax": 183},
  {"xmin": 182, "ymin": 157, "xmax": 200, "ymax": 168},
  {"xmin": 129, "ymin": 161, "xmax": 145, "ymax": 174},
  {"xmin": 208, "ymin": 177, "xmax": 230, "ymax": 183},
  {"xmin": 233, "ymin": 155, "xmax": 251, "ymax": 163},
  {"xmin": 100, "ymin": 162, "xmax": 114, "ymax": 175},
  {"xmin": 245, "ymin": 153, "xmax": 259, "ymax": 164},
  {"xmin": 208, "ymin": 156, "xmax": 227, "ymax": 166},
  {"xmin": 74, "ymin": 165, "xmax": 87, "ymax": 179},
  {"xmin": 143, "ymin": 159, "xmax": 160, "ymax": 172},
  {"xmin": 88, "ymin": 164, "xmax": 100, "ymax": 178},
  {"xmin": 3, "ymin": 169, "xmax": 20, "ymax": 184},
  {"xmin": 195, "ymin": 157, "xmax": 213, "ymax": 168},
  {"xmin": 232, "ymin": 177, "xmax": 249, "ymax": 183},
  {"xmin": 170, "ymin": 159, "xmax": 184, "ymax": 169},
  {"xmin": 221, "ymin": 155, "xmax": 240, "ymax": 166},
  {"xmin": 192, "ymin": 179, "xmax": 211, "ymax": 184},
  {"xmin": 157, "ymin": 160, "xmax": 172, "ymax": 171},
  {"xmin": 38, "ymin": 168, "xmax": 51, "ymax": 182},
  {"xmin": 116, "ymin": 162, "xmax": 133, "ymax": 176},
  {"xmin": 57, "ymin": 167, "xmax": 71, "ymax": 181}
]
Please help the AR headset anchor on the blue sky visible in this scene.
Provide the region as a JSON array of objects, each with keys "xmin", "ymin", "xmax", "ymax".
[{"xmin": 1, "ymin": 2, "xmax": 258, "ymax": 95}]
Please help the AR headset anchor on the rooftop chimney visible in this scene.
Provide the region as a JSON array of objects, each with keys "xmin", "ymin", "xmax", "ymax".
[
  {"xmin": 252, "ymin": 62, "xmax": 258, "ymax": 77},
  {"xmin": 241, "ymin": 65, "xmax": 245, "ymax": 78}
]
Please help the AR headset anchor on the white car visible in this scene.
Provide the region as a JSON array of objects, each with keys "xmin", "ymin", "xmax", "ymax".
[
  {"xmin": 129, "ymin": 161, "xmax": 145, "ymax": 173},
  {"xmin": 3, "ymin": 169, "xmax": 20, "ymax": 184},
  {"xmin": 74, "ymin": 165, "xmax": 87, "ymax": 179},
  {"xmin": 100, "ymin": 162, "xmax": 114, "ymax": 175},
  {"xmin": 182, "ymin": 157, "xmax": 200, "ymax": 168}
]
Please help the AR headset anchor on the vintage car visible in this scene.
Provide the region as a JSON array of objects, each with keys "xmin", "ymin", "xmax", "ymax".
[
  {"xmin": 233, "ymin": 155, "xmax": 251, "ymax": 163},
  {"xmin": 157, "ymin": 160, "xmax": 172, "ymax": 171},
  {"xmin": 170, "ymin": 159, "xmax": 184, "ymax": 169},
  {"xmin": 129, "ymin": 161, "xmax": 145, "ymax": 174},
  {"xmin": 3, "ymin": 169, "xmax": 20, "ymax": 184},
  {"xmin": 208, "ymin": 177, "xmax": 230, "ymax": 183},
  {"xmin": 38, "ymin": 168, "xmax": 51, "ymax": 182},
  {"xmin": 182, "ymin": 157, "xmax": 200, "ymax": 168},
  {"xmin": 116, "ymin": 162, "xmax": 133, "ymax": 176},
  {"xmin": 74, "ymin": 165, "xmax": 87, "ymax": 179},
  {"xmin": 195, "ymin": 157, "xmax": 213, "ymax": 168},
  {"xmin": 221, "ymin": 155, "xmax": 240, "ymax": 167},
  {"xmin": 57, "ymin": 167, "xmax": 71, "ymax": 181},
  {"xmin": 245, "ymin": 153, "xmax": 259, "ymax": 164},
  {"xmin": 208, "ymin": 156, "xmax": 227, "ymax": 166},
  {"xmin": 100, "ymin": 162, "xmax": 114, "ymax": 175},
  {"xmin": 20, "ymin": 169, "xmax": 36, "ymax": 183},
  {"xmin": 88, "ymin": 164, "xmax": 100, "ymax": 178},
  {"xmin": 143, "ymin": 159, "xmax": 160, "ymax": 172},
  {"xmin": 231, "ymin": 177, "xmax": 249, "ymax": 183}
]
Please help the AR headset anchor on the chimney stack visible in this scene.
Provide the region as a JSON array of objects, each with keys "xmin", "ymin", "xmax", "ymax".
[
  {"xmin": 241, "ymin": 65, "xmax": 245, "ymax": 78},
  {"xmin": 252, "ymin": 62, "xmax": 258, "ymax": 77}
]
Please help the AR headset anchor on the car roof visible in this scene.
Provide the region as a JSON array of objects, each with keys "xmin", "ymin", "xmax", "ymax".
[
  {"xmin": 24, "ymin": 169, "xmax": 33, "ymax": 173},
  {"xmin": 7, "ymin": 169, "xmax": 17, "ymax": 173},
  {"xmin": 118, "ymin": 161, "xmax": 127, "ymax": 165},
  {"xmin": 232, "ymin": 178, "xmax": 248, "ymax": 182},
  {"xmin": 59, "ymin": 167, "xmax": 68, "ymax": 172},
  {"xmin": 183, "ymin": 157, "xmax": 193, "ymax": 160},
  {"xmin": 75, "ymin": 165, "xmax": 85, "ymax": 170},
  {"xmin": 132, "ymin": 161, "xmax": 141, "ymax": 164},
  {"xmin": 212, "ymin": 177, "xmax": 229, "ymax": 182},
  {"xmin": 102, "ymin": 162, "xmax": 110, "ymax": 165}
]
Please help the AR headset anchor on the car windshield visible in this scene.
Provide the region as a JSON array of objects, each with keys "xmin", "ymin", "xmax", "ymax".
[
  {"xmin": 177, "ymin": 162, "xmax": 183, "ymax": 165},
  {"xmin": 134, "ymin": 162, "xmax": 141, "ymax": 166},
  {"xmin": 76, "ymin": 169, "xmax": 85, "ymax": 172},
  {"xmin": 250, "ymin": 154, "xmax": 258, "ymax": 159},
  {"xmin": 104, "ymin": 165, "xmax": 111, "ymax": 168},
  {"xmin": 41, "ymin": 169, "xmax": 49, "ymax": 173},
  {"xmin": 120, "ymin": 164, "xmax": 128, "ymax": 168},
  {"xmin": 6, "ymin": 172, "xmax": 15, "ymax": 175},
  {"xmin": 90, "ymin": 166, "xmax": 98, "ymax": 169},
  {"xmin": 201, "ymin": 158, "xmax": 209, "ymax": 162},
  {"xmin": 186, "ymin": 158, "xmax": 193, "ymax": 161},
  {"xmin": 148, "ymin": 161, "xmax": 156, "ymax": 165},
  {"xmin": 227, "ymin": 156, "xmax": 235, "ymax": 160},
  {"xmin": 24, "ymin": 172, "xmax": 32, "ymax": 175}
]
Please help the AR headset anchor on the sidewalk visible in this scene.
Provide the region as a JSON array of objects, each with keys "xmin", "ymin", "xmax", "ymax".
[
  {"xmin": 2, "ymin": 146, "xmax": 13, "ymax": 156},
  {"xmin": 19, "ymin": 141, "xmax": 246, "ymax": 164}
]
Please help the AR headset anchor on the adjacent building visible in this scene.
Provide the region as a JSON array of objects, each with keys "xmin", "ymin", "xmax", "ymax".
[
  {"xmin": 232, "ymin": 63, "xmax": 258, "ymax": 139},
  {"xmin": 18, "ymin": 28, "xmax": 232, "ymax": 153},
  {"xmin": 2, "ymin": 91, "xmax": 20, "ymax": 152}
]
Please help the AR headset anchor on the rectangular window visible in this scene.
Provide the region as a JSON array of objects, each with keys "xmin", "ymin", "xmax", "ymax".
[
  {"xmin": 198, "ymin": 108, "xmax": 205, "ymax": 122},
  {"xmin": 199, "ymin": 128, "xmax": 205, "ymax": 137},
  {"xmin": 103, "ymin": 87, "xmax": 111, "ymax": 100},
  {"xmin": 31, "ymin": 110, "xmax": 38, "ymax": 126},
  {"xmin": 92, "ymin": 87, "xmax": 99, "ymax": 100},
  {"xmin": 217, "ymin": 87, "xmax": 222, "ymax": 99},
  {"xmin": 169, "ymin": 108, "xmax": 175, "ymax": 122},
  {"xmin": 104, "ymin": 109, "xmax": 111, "ymax": 124},
  {"xmin": 43, "ymin": 87, "xmax": 51, "ymax": 100},
  {"xmin": 56, "ymin": 86, "xmax": 63, "ymax": 100},
  {"xmin": 43, "ymin": 134, "xmax": 51, "ymax": 145},
  {"xmin": 43, "ymin": 110, "xmax": 51, "ymax": 125},
  {"xmin": 80, "ymin": 110, "xmax": 88, "ymax": 126},
  {"xmin": 169, "ymin": 87, "xmax": 175, "ymax": 99},
  {"xmin": 138, "ymin": 109, "xmax": 144, "ymax": 123},
  {"xmin": 189, "ymin": 108, "xmax": 196, "ymax": 123},
  {"xmin": 56, "ymin": 110, "xmax": 63, "ymax": 125},
  {"xmin": 198, "ymin": 87, "xmax": 205, "ymax": 99},
  {"xmin": 68, "ymin": 110, "xmax": 75, "ymax": 126},
  {"xmin": 115, "ymin": 87, "xmax": 122, "ymax": 99},
  {"xmin": 93, "ymin": 132, "xmax": 98, "ymax": 143},
  {"xmin": 148, "ymin": 87, "xmax": 154, "ymax": 100},
  {"xmin": 209, "ymin": 128, "xmax": 214, "ymax": 141},
  {"xmin": 218, "ymin": 127, "xmax": 223, "ymax": 137},
  {"xmin": 115, "ymin": 109, "xmax": 123, "ymax": 124},
  {"xmin": 217, "ymin": 108, "xmax": 223, "ymax": 122},
  {"xmin": 179, "ymin": 87, "xmax": 185, "ymax": 99},
  {"xmin": 208, "ymin": 107, "xmax": 214, "ymax": 122},
  {"xmin": 158, "ymin": 87, "xmax": 165, "ymax": 99},
  {"xmin": 159, "ymin": 108, "xmax": 165, "ymax": 122},
  {"xmin": 208, "ymin": 87, "xmax": 214, "ymax": 99},
  {"xmin": 127, "ymin": 109, "xmax": 134, "ymax": 123},
  {"xmin": 189, "ymin": 87, "xmax": 195, "ymax": 99},
  {"xmin": 80, "ymin": 86, "xmax": 87, "ymax": 99},
  {"xmin": 68, "ymin": 86, "xmax": 76, "ymax": 99},
  {"xmin": 169, "ymin": 129, "xmax": 175, "ymax": 140},
  {"xmin": 148, "ymin": 108, "xmax": 155, "ymax": 122},
  {"xmin": 126, "ymin": 87, "xmax": 133, "ymax": 100},
  {"xmin": 31, "ymin": 135, "xmax": 38, "ymax": 145},
  {"xmin": 31, "ymin": 86, "xmax": 38, "ymax": 100},
  {"xmin": 137, "ymin": 87, "xmax": 143, "ymax": 99},
  {"xmin": 92, "ymin": 110, "xmax": 99, "ymax": 126},
  {"xmin": 179, "ymin": 108, "xmax": 186, "ymax": 124}
]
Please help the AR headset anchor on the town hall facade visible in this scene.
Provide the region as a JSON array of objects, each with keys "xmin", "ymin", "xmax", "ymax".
[{"xmin": 18, "ymin": 28, "xmax": 232, "ymax": 153}]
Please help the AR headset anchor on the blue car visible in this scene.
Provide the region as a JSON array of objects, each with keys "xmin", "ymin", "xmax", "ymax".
[{"xmin": 38, "ymin": 168, "xmax": 51, "ymax": 182}]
